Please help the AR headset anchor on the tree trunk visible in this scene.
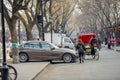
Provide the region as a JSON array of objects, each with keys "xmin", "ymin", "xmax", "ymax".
[
  {"xmin": 10, "ymin": 17, "xmax": 20, "ymax": 64},
  {"xmin": 26, "ymin": 27, "xmax": 33, "ymax": 40}
]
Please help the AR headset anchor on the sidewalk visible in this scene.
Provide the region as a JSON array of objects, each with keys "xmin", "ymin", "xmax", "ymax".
[
  {"xmin": 8, "ymin": 61, "xmax": 50, "ymax": 80},
  {"xmin": 101, "ymin": 44, "xmax": 120, "ymax": 52}
]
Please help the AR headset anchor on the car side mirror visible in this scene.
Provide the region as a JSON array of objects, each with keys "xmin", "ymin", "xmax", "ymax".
[{"xmin": 51, "ymin": 47, "xmax": 55, "ymax": 50}]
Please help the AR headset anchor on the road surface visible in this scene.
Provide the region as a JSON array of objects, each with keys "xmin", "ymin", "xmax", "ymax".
[{"xmin": 36, "ymin": 47, "xmax": 120, "ymax": 80}]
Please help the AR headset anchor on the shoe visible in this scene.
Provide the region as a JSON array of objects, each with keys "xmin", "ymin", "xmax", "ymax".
[
  {"xmin": 93, "ymin": 55, "xmax": 95, "ymax": 59},
  {"xmin": 79, "ymin": 60, "xmax": 81, "ymax": 63}
]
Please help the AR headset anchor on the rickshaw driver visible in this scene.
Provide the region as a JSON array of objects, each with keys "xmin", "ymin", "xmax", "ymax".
[{"xmin": 90, "ymin": 35, "xmax": 98, "ymax": 58}]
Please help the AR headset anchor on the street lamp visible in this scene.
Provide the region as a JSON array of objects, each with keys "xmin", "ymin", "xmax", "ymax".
[
  {"xmin": 58, "ymin": 25, "xmax": 63, "ymax": 47},
  {"xmin": 38, "ymin": 0, "xmax": 52, "ymax": 41},
  {"xmin": 0, "ymin": 0, "xmax": 9, "ymax": 80},
  {"xmin": 49, "ymin": 0, "xmax": 53, "ymax": 43}
]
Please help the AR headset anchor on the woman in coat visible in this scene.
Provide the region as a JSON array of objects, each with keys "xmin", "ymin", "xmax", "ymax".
[{"xmin": 76, "ymin": 39, "xmax": 86, "ymax": 63}]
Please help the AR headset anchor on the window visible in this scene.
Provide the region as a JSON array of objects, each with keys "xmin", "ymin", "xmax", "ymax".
[
  {"xmin": 24, "ymin": 42, "xmax": 40, "ymax": 48},
  {"xmin": 64, "ymin": 38, "xmax": 71, "ymax": 43},
  {"xmin": 41, "ymin": 42, "xmax": 51, "ymax": 49}
]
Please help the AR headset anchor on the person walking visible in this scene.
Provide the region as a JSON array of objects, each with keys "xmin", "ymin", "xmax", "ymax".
[
  {"xmin": 117, "ymin": 37, "xmax": 120, "ymax": 45},
  {"xmin": 97, "ymin": 37, "xmax": 102, "ymax": 50},
  {"xmin": 105, "ymin": 37, "xmax": 107, "ymax": 45},
  {"xmin": 107, "ymin": 37, "xmax": 112, "ymax": 49},
  {"xmin": 111, "ymin": 37, "xmax": 115, "ymax": 49},
  {"xmin": 76, "ymin": 39, "xmax": 86, "ymax": 63}
]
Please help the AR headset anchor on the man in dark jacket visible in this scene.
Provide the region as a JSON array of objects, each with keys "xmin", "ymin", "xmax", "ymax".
[
  {"xmin": 90, "ymin": 35, "xmax": 97, "ymax": 57},
  {"xmin": 76, "ymin": 39, "xmax": 86, "ymax": 63}
]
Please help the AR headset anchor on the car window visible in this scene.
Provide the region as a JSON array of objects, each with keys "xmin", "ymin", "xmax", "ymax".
[
  {"xmin": 49, "ymin": 43, "xmax": 59, "ymax": 48},
  {"xmin": 24, "ymin": 42, "xmax": 40, "ymax": 48},
  {"xmin": 41, "ymin": 42, "xmax": 51, "ymax": 49},
  {"xmin": 64, "ymin": 38, "xmax": 72, "ymax": 43}
]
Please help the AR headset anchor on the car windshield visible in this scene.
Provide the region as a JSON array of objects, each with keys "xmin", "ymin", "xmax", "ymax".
[
  {"xmin": 49, "ymin": 42, "xmax": 59, "ymax": 48},
  {"xmin": 64, "ymin": 37, "xmax": 72, "ymax": 43}
]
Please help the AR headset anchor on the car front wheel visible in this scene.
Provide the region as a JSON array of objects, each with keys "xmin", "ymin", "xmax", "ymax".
[
  {"xmin": 19, "ymin": 53, "xmax": 28, "ymax": 62},
  {"xmin": 63, "ymin": 54, "xmax": 72, "ymax": 63}
]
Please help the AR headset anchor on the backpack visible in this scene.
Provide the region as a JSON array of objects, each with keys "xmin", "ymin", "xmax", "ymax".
[{"xmin": 78, "ymin": 44, "xmax": 84, "ymax": 53}]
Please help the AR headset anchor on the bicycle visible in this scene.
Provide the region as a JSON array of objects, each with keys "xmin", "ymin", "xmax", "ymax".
[
  {"xmin": 83, "ymin": 44, "xmax": 99, "ymax": 60},
  {"xmin": 0, "ymin": 65, "xmax": 17, "ymax": 80}
]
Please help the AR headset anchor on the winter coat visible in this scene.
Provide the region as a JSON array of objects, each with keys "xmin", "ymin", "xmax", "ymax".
[{"xmin": 76, "ymin": 43, "xmax": 86, "ymax": 53}]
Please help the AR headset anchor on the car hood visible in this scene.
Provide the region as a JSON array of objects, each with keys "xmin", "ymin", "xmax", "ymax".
[{"xmin": 54, "ymin": 48, "xmax": 77, "ymax": 54}]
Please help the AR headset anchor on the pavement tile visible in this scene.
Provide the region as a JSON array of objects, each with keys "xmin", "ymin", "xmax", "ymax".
[{"xmin": 8, "ymin": 62, "xmax": 50, "ymax": 80}]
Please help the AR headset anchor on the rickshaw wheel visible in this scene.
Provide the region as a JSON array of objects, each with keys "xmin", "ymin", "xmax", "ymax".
[{"xmin": 92, "ymin": 51, "xmax": 99, "ymax": 60}]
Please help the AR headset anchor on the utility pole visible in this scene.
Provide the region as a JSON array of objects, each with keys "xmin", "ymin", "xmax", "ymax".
[
  {"xmin": 40, "ymin": 0, "xmax": 45, "ymax": 41},
  {"xmin": 49, "ymin": 0, "xmax": 53, "ymax": 43},
  {"xmin": 18, "ymin": 19, "xmax": 20, "ymax": 44},
  {"xmin": 0, "ymin": 0, "xmax": 9, "ymax": 80}
]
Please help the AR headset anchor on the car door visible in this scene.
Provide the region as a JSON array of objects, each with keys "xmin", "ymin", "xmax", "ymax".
[
  {"xmin": 23, "ymin": 42, "xmax": 42, "ymax": 60},
  {"xmin": 40, "ymin": 42, "xmax": 58, "ymax": 60}
]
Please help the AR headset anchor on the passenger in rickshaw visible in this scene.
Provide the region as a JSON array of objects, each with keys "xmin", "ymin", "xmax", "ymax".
[{"xmin": 90, "ymin": 35, "xmax": 98, "ymax": 58}]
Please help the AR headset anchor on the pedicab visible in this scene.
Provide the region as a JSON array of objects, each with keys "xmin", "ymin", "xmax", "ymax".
[{"xmin": 78, "ymin": 33, "xmax": 99, "ymax": 60}]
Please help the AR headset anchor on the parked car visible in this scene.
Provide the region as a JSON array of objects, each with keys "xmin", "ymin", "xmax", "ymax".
[{"xmin": 10, "ymin": 41, "xmax": 78, "ymax": 63}]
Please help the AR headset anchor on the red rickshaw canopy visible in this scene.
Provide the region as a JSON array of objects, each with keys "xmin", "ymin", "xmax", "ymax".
[{"xmin": 78, "ymin": 33, "xmax": 96, "ymax": 43}]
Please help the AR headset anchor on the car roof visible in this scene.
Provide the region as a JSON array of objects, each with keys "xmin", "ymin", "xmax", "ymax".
[{"xmin": 20, "ymin": 40, "xmax": 50, "ymax": 44}]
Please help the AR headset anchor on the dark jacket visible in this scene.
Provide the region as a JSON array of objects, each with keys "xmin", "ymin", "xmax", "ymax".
[
  {"xmin": 90, "ymin": 38, "xmax": 97, "ymax": 46},
  {"xmin": 76, "ymin": 43, "xmax": 86, "ymax": 53}
]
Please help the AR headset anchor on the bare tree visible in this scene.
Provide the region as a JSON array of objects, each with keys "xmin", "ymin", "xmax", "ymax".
[
  {"xmin": 77, "ymin": 0, "xmax": 120, "ymax": 39},
  {"xmin": 4, "ymin": 0, "xmax": 30, "ymax": 63}
]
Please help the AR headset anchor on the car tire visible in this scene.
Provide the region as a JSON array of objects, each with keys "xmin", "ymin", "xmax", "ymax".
[
  {"xmin": 95, "ymin": 51, "xmax": 99, "ymax": 60},
  {"xmin": 64, "ymin": 46, "xmax": 69, "ymax": 48},
  {"xmin": 63, "ymin": 53, "xmax": 72, "ymax": 63},
  {"xmin": 50, "ymin": 60, "xmax": 53, "ymax": 64},
  {"xmin": 19, "ymin": 53, "xmax": 28, "ymax": 62}
]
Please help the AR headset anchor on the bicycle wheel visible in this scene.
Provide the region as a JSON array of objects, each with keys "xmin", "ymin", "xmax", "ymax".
[
  {"xmin": 94, "ymin": 51, "xmax": 99, "ymax": 60},
  {"xmin": 8, "ymin": 65, "xmax": 17, "ymax": 80}
]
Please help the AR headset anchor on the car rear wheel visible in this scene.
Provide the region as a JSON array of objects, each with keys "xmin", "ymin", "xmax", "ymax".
[
  {"xmin": 63, "ymin": 54, "xmax": 72, "ymax": 63},
  {"xmin": 64, "ymin": 46, "xmax": 69, "ymax": 48},
  {"xmin": 94, "ymin": 51, "xmax": 99, "ymax": 60},
  {"xmin": 19, "ymin": 53, "xmax": 28, "ymax": 62}
]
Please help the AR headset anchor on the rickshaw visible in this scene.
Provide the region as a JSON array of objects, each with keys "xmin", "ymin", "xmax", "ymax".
[{"xmin": 78, "ymin": 33, "xmax": 99, "ymax": 60}]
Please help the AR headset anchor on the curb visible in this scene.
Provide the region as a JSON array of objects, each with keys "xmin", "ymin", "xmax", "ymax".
[
  {"xmin": 32, "ymin": 62, "xmax": 50, "ymax": 80},
  {"xmin": 116, "ymin": 50, "xmax": 120, "ymax": 52}
]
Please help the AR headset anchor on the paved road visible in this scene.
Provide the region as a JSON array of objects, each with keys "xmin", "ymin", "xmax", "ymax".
[{"xmin": 36, "ymin": 47, "xmax": 120, "ymax": 80}]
